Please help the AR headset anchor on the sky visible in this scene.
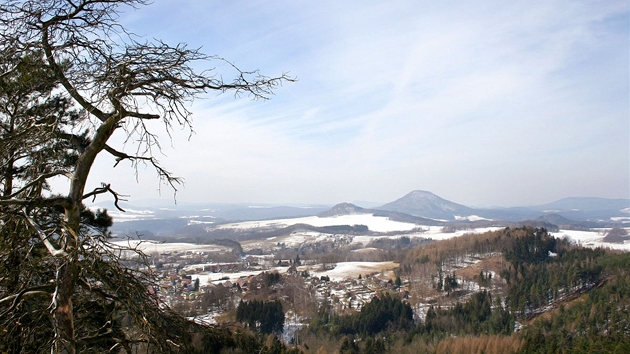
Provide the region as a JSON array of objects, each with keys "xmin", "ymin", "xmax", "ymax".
[{"xmin": 84, "ymin": 0, "xmax": 629, "ymax": 208}]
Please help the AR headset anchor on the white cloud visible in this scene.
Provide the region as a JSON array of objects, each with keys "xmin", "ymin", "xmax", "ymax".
[{"xmin": 78, "ymin": 0, "xmax": 629, "ymax": 207}]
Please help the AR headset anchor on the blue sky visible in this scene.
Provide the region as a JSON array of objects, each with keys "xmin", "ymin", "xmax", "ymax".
[{"xmin": 87, "ymin": 0, "xmax": 629, "ymax": 207}]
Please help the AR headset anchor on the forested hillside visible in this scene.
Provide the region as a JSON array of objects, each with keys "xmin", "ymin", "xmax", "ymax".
[{"xmin": 295, "ymin": 227, "xmax": 630, "ymax": 353}]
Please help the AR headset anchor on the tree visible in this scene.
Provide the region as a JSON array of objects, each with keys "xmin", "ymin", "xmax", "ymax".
[
  {"xmin": 0, "ymin": 1, "xmax": 292, "ymax": 353},
  {"xmin": 444, "ymin": 272, "xmax": 458, "ymax": 296},
  {"xmin": 339, "ymin": 336, "xmax": 358, "ymax": 354},
  {"xmin": 236, "ymin": 300, "xmax": 285, "ymax": 335},
  {"xmin": 0, "ymin": 45, "xmax": 86, "ymax": 354}
]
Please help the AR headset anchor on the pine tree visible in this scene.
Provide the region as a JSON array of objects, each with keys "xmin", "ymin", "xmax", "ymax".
[{"xmin": 0, "ymin": 1, "xmax": 292, "ymax": 352}]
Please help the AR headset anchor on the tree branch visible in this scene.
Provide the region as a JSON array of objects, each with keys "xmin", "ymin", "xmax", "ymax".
[
  {"xmin": 103, "ymin": 144, "xmax": 182, "ymax": 191},
  {"xmin": 82, "ymin": 183, "xmax": 127, "ymax": 211},
  {"xmin": 20, "ymin": 209, "xmax": 70, "ymax": 258},
  {"xmin": 0, "ymin": 171, "xmax": 71, "ymax": 200},
  {"xmin": 0, "ymin": 285, "xmax": 54, "ymax": 317},
  {"xmin": 41, "ymin": 24, "xmax": 111, "ymax": 122},
  {"xmin": 0, "ymin": 196, "xmax": 71, "ymax": 209}
]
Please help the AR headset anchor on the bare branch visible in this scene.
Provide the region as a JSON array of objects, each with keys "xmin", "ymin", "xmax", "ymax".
[
  {"xmin": 82, "ymin": 182, "xmax": 127, "ymax": 211},
  {"xmin": 0, "ymin": 196, "xmax": 71, "ymax": 209},
  {"xmin": 103, "ymin": 144, "xmax": 183, "ymax": 191},
  {"xmin": 20, "ymin": 208, "xmax": 69, "ymax": 258},
  {"xmin": 0, "ymin": 285, "xmax": 54, "ymax": 317},
  {"xmin": 0, "ymin": 170, "xmax": 71, "ymax": 200}
]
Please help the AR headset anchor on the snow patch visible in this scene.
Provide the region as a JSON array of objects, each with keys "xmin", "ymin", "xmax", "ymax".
[
  {"xmin": 107, "ymin": 209, "xmax": 155, "ymax": 222},
  {"xmin": 311, "ymin": 261, "xmax": 398, "ymax": 281},
  {"xmin": 215, "ymin": 214, "xmax": 417, "ymax": 233},
  {"xmin": 554, "ymin": 229, "xmax": 630, "ymax": 251},
  {"xmin": 188, "ymin": 220, "xmax": 215, "ymax": 225},
  {"xmin": 110, "ymin": 240, "xmax": 227, "ymax": 253},
  {"xmin": 455, "ymin": 215, "xmax": 493, "ymax": 221}
]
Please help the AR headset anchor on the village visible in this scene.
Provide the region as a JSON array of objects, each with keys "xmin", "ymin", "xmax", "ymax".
[{"xmin": 142, "ymin": 243, "xmax": 409, "ymax": 335}]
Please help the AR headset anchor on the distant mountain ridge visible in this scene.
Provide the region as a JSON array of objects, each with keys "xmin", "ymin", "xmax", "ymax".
[
  {"xmin": 376, "ymin": 190, "xmax": 474, "ymax": 221},
  {"xmin": 532, "ymin": 197, "xmax": 630, "ymax": 212},
  {"xmin": 317, "ymin": 202, "xmax": 367, "ymax": 217},
  {"xmin": 106, "ymin": 191, "xmax": 629, "ymax": 237},
  {"xmin": 371, "ymin": 190, "xmax": 628, "ymax": 225}
]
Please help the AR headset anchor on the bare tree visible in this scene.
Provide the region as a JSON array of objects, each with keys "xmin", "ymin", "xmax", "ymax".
[{"xmin": 0, "ymin": 1, "xmax": 293, "ymax": 353}]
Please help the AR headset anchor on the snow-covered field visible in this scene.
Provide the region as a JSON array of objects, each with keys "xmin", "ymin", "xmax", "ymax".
[
  {"xmin": 215, "ymin": 214, "xmax": 419, "ymax": 233},
  {"xmin": 554, "ymin": 229, "xmax": 630, "ymax": 251},
  {"xmin": 240, "ymin": 225, "xmax": 506, "ymax": 251},
  {"xmin": 349, "ymin": 226, "xmax": 503, "ymax": 246},
  {"xmin": 108, "ymin": 208, "xmax": 156, "ymax": 222},
  {"xmin": 189, "ymin": 269, "xmax": 270, "ymax": 285},
  {"xmin": 242, "ymin": 231, "xmax": 333, "ymax": 251},
  {"xmin": 308, "ymin": 261, "xmax": 399, "ymax": 281},
  {"xmin": 110, "ymin": 240, "xmax": 228, "ymax": 253}
]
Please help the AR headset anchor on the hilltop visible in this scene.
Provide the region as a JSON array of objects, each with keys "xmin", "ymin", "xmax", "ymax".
[{"xmin": 376, "ymin": 190, "xmax": 475, "ymax": 221}]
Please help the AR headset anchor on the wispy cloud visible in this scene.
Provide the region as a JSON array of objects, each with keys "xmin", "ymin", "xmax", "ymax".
[{"xmin": 88, "ymin": 0, "xmax": 629, "ymax": 206}]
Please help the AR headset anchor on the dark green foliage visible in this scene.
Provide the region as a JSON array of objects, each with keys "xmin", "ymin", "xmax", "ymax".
[
  {"xmin": 518, "ymin": 252, "xmax": 630, "ymax": 353},
  {"xmin": 208, "ymin": 239, "xmax": 244, "ymax": 257},
  {"xmin": 316, "ymin": 293, "xmax": 414, "ymax": 337},
  {"xmin": 309, "ymin": 302, "xmax": 332, "ymax": 329},
  {"xmin": 422, "ymin": 291, "xmax": 514, "ymax": 336},
  {"xmin": 339, "ymin": 336, "xmax": 358, "ymax": 354},
  {"xmin": 436, "ymin": 271, "xmax": 443, "ymax": 291},
  {"xmin": 363, "ymin": 336, "xmax": 386, "ymax": 354},
  {"xmin": 263, "ymin": 271, "xmax": 282, "ymax": 287},
  {"xmin": 504, "ymin": 227, "xmax": 556, "ymax": 265},
  {"xmin": 236, "ymin": 299, "xmax": 285, "ymax": 335},
  {"xmin": 501, "ymin": 229, "xmax": 606, "ymax": 317},
  {"xmin": 0, "ymin": 205, "xmax": 123, "ymax": 353},
  {"xmin": 231, "ymin": 331, "xmax": 301, "ymax": 354},
  {"xmin": 476, "ymin": 270, "xmax": 492, "ymax": 287},
  {"xmin": 318, "ymin": 224, "xmax": 369, "ymax": 234},
  {"xmin": 443, "ymin": 272, "xmax": 458, "ymax": 295},
  {"xmin": 80, "ymin": 207, "xmax": 114, "ymax": 235},
  {"xmin": 492, "ymin": 228, "xmax": 630, "ymax": 352}
]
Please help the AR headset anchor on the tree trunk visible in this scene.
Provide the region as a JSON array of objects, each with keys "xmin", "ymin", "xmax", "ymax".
[
  {"xmin": 53, "ymin": 262, "xmax": 77, "ymax": 354},
  {"xmin": 51, "ymin": 111, "xmax": 117, "ymax": 352},
  {"xmin": 53, "ymin": 198, "xmax": 81, "ymax": 354}
]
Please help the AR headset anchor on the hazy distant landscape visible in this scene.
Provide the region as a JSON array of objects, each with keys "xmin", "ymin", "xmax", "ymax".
[
  {"xmin": 105, "ymin": 190, "xmax": 630, "ymax": 238},
  {"xmin": 103, "ymin": 190, "xmax": 630, "ymax": 353}
]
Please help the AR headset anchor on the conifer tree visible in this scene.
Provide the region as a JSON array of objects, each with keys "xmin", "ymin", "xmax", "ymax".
[{"xmin": 0, "ymin": 1, "xmax": 292, "ymax": 352}]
